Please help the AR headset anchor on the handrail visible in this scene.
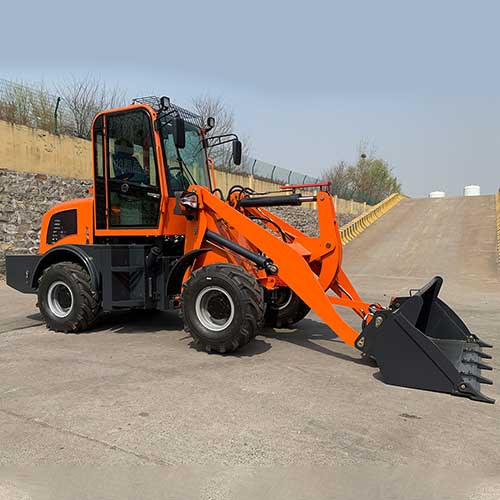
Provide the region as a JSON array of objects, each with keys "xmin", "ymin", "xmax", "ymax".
[
  {"xmin": 339, "ymin": 193, "xmax": 407, "ymax": 245},
  {"xmin": 496, "ymin": 190, "xmax": 500, "ymax": 270}
]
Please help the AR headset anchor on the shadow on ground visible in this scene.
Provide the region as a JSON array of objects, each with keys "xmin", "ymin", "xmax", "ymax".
[
  {"xmin": 18, "ymin": 309, "xmax": 374, "ymax": 366},
  {"xmin": 261, "ymin": 318, "xmax": 370, "ymax": 365}
]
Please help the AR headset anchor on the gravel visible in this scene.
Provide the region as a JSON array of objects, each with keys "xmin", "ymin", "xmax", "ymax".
[{"xmin": 269, "ymin": 206, "xmax": 357, "ymax": 237}]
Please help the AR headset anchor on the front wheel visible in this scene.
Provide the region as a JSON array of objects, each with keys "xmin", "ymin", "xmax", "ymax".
[
  {"xmin": 181, "ymin": 263, "xmax": 265, "ymax": 353},
  {"xmin": 37, "ymin": 261, "xmax": 100, "ymax": 332}
]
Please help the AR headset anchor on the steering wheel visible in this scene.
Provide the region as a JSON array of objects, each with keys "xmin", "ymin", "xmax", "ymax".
[
  {"xmin": 115, "ymin": 172, "xmax": 135, "ymax": 181},
  {"xmin": 169, "ymin": 166, "xmax": 190, "ymax": 182},
  {"xmin": 168, "ymin": 166, "xmax": 190, "ymax": 191}
]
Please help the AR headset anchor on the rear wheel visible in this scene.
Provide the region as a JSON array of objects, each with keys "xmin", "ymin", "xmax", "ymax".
[
  {"xmin": 181, "ymin": 263, "xmax": 264, "ymax": 353},
  {"xmin": 265, "ymin": 287, "xmax": 310, "ymax": 328},
  {"xmin": 38, "ymin": 261, "xmax": 100, "ymax": 332}
]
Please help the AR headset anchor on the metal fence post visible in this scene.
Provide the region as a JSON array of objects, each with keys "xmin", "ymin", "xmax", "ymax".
[
  {"xmin": 54, "ymin": 97, "xmax": 61, "ymax": 135},
  {"xmin": 270, "ymin": 165, "xmax": 276, "ymax": 182}
]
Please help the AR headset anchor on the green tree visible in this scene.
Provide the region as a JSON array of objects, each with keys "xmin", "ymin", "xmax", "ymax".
[{"xmin": 323, "ymin": 148, "xmax": 401, "ymax": 205}]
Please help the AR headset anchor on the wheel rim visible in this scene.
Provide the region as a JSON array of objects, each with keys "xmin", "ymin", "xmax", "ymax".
[
  {"xmin": 47, "ymin": 281, "xmax": 74, "ymax": 318},
  {"xmin": 275, "ymin": 288, "xmax": 293, "ymax": 310},
  {"xmin": 195, "ymin": 286, "xmax": 235, "ymax": 331}
]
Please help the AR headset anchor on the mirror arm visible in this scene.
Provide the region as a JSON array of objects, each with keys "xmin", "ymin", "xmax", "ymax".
[{"xmin": 205, "ymin": 134, "xmax": 239, "ymax": 148}]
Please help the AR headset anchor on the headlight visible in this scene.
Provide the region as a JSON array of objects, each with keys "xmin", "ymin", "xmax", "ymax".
[{"xmin": 180, "ymin": 192, "xmax": 198, "ymax": 209}]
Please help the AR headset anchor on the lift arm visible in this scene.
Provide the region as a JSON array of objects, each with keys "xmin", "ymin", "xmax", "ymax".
[{"xmin": 182, "ymin": 186, "xmax": 371, "ymax": 346}]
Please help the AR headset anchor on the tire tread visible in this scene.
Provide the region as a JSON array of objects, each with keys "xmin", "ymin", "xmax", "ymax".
[
  {"xmin": 182, "ymin": 263, "xmax": 265, "ymax": 353},
  {"xmin": 38, "ymin": 261, "xmax": 99, "ymax": 333}
]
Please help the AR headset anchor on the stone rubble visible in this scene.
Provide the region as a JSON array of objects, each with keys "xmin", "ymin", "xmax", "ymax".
[
  {"xmin": 0, "ymin": 169, "xmax": 91, "ymax": 274},
  {"xmin": 269, "ymin": 206, "xmax": 356, "ymax": 238}
]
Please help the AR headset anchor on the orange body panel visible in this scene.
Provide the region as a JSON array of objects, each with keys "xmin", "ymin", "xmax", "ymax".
[{"xmin": 39, "ymin": 198, "xmax": 94, "ymax": 254}]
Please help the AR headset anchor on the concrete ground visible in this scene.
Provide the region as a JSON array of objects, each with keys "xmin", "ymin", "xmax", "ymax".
[{"xmin": 0, "ymin": 195, "xmax": 499, "ymax": 499}]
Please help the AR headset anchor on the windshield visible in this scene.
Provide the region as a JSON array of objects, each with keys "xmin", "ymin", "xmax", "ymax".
[{"xmin": 160, "ymin": 120, "xmax": 210, "ymax": 193}]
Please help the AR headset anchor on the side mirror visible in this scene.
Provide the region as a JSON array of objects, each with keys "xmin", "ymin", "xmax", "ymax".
[
  {"xmin": 173, "ymin": 117, "xmax": 185, "ymax": 149},
  {"xmin": 206, "ymin": 116, "xmax": 215, "ymax": 131},
  {"xmin": 232, "ymin": 140, "xmax": 242, "ymax": 166}
]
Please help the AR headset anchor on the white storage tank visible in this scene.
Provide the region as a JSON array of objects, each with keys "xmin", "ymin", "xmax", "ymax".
[
  {"xmin": 464, "ymin": 185, "xmax": 480, "ymax": 196},
  {"xmin": 429, "ymin": 191, "xmax": 445, "ymax": 198}
]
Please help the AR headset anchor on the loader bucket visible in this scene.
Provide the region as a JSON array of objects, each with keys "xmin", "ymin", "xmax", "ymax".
[{"xmin": 356, "ymin": 276, "xmax": 494, "ymax": 403}]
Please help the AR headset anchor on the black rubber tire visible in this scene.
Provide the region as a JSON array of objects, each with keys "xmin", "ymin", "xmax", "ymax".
[
  {"xmin": 265, "ymin": 287, "xmax": 310, "ymax": 328},
  {"xmin": 37, "ymin": 261, "xmax": 100, "ymax": 333},
  {"xmin": 181, "ymin": 263, "xmax": 264, "ymax": 353}
]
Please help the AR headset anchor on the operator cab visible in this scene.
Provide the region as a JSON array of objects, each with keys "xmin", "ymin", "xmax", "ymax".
[{"xmin": 92, "ymin": 96, "xmax": 241, "ymax": 233}]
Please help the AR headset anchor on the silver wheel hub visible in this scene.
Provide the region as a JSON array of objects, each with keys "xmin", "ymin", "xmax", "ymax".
[
  {"xmin": 47, "ymin": 281, "xmax": 74, "ymax": 318},
  {"xmin": 195, "ymin": 286, "xmax": 235, "ymax": 331}
]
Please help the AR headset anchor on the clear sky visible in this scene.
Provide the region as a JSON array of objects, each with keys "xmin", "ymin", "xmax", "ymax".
[{"xmin": 2, "ymin": 0, "xmax": 499, "ymax": 197}]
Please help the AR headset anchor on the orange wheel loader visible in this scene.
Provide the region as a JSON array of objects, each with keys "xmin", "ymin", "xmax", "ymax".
[{"xmin": 5, "ymin": 96, "xmax": 494, "ymax": 403}]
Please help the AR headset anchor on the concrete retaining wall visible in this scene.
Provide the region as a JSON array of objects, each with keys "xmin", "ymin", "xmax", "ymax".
[{"xmin": 0, "ymin": 119, "xmax": 90, "ymax": 178}]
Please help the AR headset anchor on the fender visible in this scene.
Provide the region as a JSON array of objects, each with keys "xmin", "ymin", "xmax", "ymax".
[
  {"xmin": 32, "ymin": 245, "xmax": 100, "ymax": 291},
  {"xmin": 166, "ymin": 248, "xmax": 210, "ymax": 295}
]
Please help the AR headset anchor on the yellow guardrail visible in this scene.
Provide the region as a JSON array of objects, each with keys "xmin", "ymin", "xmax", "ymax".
[
  {"xmin": 339, "ymin": 193, "xmax": 407, "ymax": 245},
  {"xmin": 496, "ymin": 190, "xmax": 500, "ymax": 269}
]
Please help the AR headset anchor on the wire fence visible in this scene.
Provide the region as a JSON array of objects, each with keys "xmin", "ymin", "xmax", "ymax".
[
  {"xmin": 0, "ymin": 78, "xmax": 75, "ymax": 135},
  {"xmin": 234, "ymin": 158, "xmax": 320, "ymax": 185},
  {"xmin": 0, "ymin": 78, "xmax": 321, "ymax": 185}
]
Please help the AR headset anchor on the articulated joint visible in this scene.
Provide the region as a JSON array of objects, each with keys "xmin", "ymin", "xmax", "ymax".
[{"xmin": 262, "ymin": 259, "xmax": 279, "ymax": 274}]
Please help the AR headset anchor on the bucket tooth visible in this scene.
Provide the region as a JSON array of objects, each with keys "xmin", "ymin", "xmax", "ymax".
[
  {"xmin": 468, "ymin": 334, "xmax": 493, "ymax": 349},
  {"xmin": 458, "ymin": 382, "xmax": 496, "ymax": 404},
  {"xmin": 474, "ymin": 350, "xmax": 493, "ymax": 360},
  {"xmin": 476, "ymin": 338, "xmax": 493, "ymax": 349},
  {"xmin": 472, "ymin": 361, "xmax": 492, "ymax": 371},
  {"xmin": 468, "ymin": 374, "xmax": 494, "ymax": 385}
]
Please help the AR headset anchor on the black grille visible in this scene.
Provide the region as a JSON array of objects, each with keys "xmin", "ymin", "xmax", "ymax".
[
  {"xmin": 46, "ymin": 209, "xmax": 77, "ymax": 244},
  {"xmin": 132, "ymin": 96, "xmax": 205, "ymax": 129}
]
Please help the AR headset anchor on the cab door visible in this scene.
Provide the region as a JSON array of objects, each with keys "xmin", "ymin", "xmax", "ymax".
[
  {"xmin": 105, "ymin": 109, "xmax": 161, "ymax": 228},
  {"xmin": 93, "ymin": 108, "xmax": 162, "ymax": 232}
]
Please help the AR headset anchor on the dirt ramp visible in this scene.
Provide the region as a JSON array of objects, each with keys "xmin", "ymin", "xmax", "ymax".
[
  {"xmin": 343, "ymin": 195, "xmax": 497, "ymax": 281},
  {"xmin": 341, "ymin": 195, "xmax": 499, "ymax": 309}
]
